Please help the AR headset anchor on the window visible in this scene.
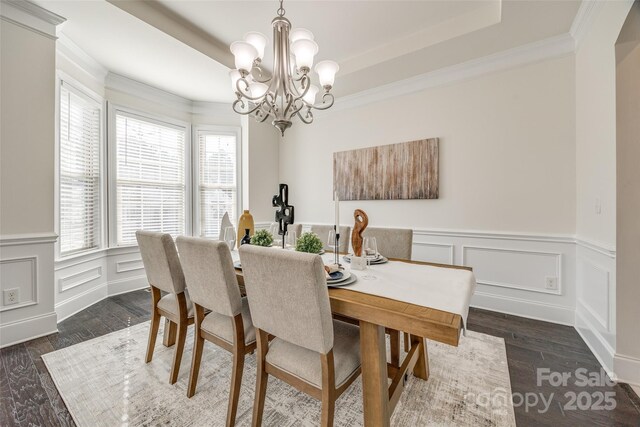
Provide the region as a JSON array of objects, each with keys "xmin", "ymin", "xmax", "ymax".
[
  {"xmin": 115, "ymin": 111, "xmax": 186, "ymax": 245},
  {"xmin": 58, "ymin": 82, "xmax": 102, "ymax": 256},
  {"xmin": 197, "ymin": 130, "xmax": 239, "ymax": 238}
]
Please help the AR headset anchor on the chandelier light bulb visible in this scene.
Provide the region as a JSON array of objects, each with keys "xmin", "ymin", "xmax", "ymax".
[
  {"xmin": 302, "ymin": 85, "xmax": 319, "ymax": 105},
  {"xmin": 230, "ymin": 41, "xmax": 258, "ymax": 73},
  {"xmin": 291, "ymin": 39, "xmax": 319, "ymax": 71},
  {"xmin": 249, "ymin": 82, "xmax": 269, "ymax": 99},
  {"xmin": 314, "ymin": 60, "xmax": 339, "ymax": 89},
  {"xmin": 289, "ymin": 28, "xmax": 314, "ymax": 43},
  {"xmin": 244, "ymin": 32, "xmax": 267, "ymax": 60}
]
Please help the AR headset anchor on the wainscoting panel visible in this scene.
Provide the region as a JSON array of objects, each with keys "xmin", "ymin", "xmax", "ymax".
[
  {"xmin": 412, "ymin": 242, "xmax": 454, "ymax": 265},
  {"xmin": 0, "ymin": 233, "xmax": 58, "ymax": 348}
]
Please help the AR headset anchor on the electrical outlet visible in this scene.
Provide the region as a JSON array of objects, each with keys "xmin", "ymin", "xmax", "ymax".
[
  {"xmin": 545, "ymin": 277, "xmax": 558, "ymax": 290},
  {"xmin": 3, "ymin": 288, "xmax": 19, "ymax": 305}
]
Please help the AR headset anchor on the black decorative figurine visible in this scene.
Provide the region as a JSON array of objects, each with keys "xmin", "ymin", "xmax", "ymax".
[
  {"xmin": 240, "ymin": 229, "xmax": 251, "ymax": 246},
  {"xmin": 272, "ymin": 183, "xmax": 295, "ymax": 249}
]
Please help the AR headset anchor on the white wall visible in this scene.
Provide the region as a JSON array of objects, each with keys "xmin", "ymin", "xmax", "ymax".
[
  {"xmin": 0, "ymin": 9, "xmax": 61, "ymax": 346},
  {"xmin": 615, "ymin": 0, "xmax": 640, "ymax": 387},
  {"xmin": 280, "ymin": 55, "xmax": 578, "ymax": 325},
  {"xmin": 573, "ymin": 0, "xmax": 633, "ymax": 378}
]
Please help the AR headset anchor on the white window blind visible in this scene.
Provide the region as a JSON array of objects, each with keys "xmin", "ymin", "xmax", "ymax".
[
  {"xmin": 198, "ymin": 131, "xmax": 238, "ymax": 238},
  {"xmin": 115, "ymin": 112, "xmax": 186, "ymax": 245},
  {"xmin": 59, "ymin": 83, "xmax": 102, "ymax": 256}
]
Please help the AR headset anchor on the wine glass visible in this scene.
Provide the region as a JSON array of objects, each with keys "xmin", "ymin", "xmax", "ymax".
[
  {"xmin": 270, "ymin": 223, "xmax": 282, "ymax": 247},
  {"xmin": 362, "ymin": 236, "xmax": 378, "ymax": 280},
  {"xmin": 285, "ymin": 230, "xmax": 297, "ymax": 249},
  {"xmin": 327, "ymin": 229, "xmax": 337, "ymax": 253},
  {"xmin": 223, "ymin": 226, "xmax": 236, "ymax": 251}
]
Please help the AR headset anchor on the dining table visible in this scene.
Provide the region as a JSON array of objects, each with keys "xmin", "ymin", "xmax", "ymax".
[{"xmin": 162, "ymin": 245, "xmax": 476, "ymax": 426}]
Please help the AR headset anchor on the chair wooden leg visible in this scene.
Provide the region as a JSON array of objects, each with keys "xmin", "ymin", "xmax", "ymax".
[
  {"xmin": 389, "ymin": 329, "xmax": 401, "ymax": 368},
  {"xmin": 227, "ymin": 314, "xmax": 246, "ymax": 427},
  {"xmin": 169, "ymin": 292, "xmax": 189, "ymax": 385},
  {"xmin": 163, "ymin": 319, "xmax": 177, "ymax": 347},
  {"xmin": 145, "ymin": 287, "xmax": 162, "ymax": 363},
  {"xmin": 411, "ymin": 334, "xmax": 430, "ymax": 381},
  {"xmin": 321, "ymin": 350, "xmax": 336, "ymax": 427},
  {"xmin": 252, "ymin": 329, "xmax": 269, "ymax": 427},
  {"xmin": 187, "ymin": 305, "xmax": 206, "ymax": 398},
  {"xmin": 403, "ymin": 332, "xmax": 410, "ymax": 353}
]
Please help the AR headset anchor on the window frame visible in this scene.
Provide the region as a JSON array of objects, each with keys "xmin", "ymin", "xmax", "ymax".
[
  {"xmin": 54, "ymin": 72, "xmax": 106, "ymax": 261},
  {"xmin": 107, "ymin": 104, "xmax": 192, "ymax": 248},
  {"xmin": 192, "ymin": 125, "xmax": 243, "ymax": 239}
]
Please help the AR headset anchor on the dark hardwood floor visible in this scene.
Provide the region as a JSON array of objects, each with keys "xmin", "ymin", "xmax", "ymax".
[{"xmin": 1, "ymin": 289, "xmax": 639, "ymax": 426}]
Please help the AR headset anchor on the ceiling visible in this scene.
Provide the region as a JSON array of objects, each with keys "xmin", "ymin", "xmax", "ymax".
[{"xmin": 37, "ymin": 0, "xmax": 582, "ymax": 103}]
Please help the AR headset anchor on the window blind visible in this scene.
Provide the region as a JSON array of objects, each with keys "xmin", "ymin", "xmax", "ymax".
[
  {"xmin": 115, "ymin": 112, "xmax": 186, "ymax": 245},
  {"xmin": 198, "ymin": 131, "xmax": 238, "ymax": 238},
  {"xmin": 59, "ymin": 83, "xmax": 102, "ymax": 255}
]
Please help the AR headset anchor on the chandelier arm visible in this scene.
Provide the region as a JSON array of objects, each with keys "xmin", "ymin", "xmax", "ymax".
[
  {"xmin": 232, "ymin": 98, "xmax": 266, "ymax": 116},
  {"xmin": 308, "ymin": 92, "xmax": 335, "ymax": 111},
  {"xmin": 236, "ymin": 77, "xmax": 272, "ymax": 102},
  {"xmin": 287, "ymin": 97, "xmax": 308, "ymax": 120},
  {"xmin": 251, "ymin": 63, "xmax": 272, "ymax": 83},
  {"xmin": 296, "ymin": 108, "xmax": 314, "ymax": 124}
]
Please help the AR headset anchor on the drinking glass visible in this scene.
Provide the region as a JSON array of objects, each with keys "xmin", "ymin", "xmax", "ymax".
[
  {"xmin": 327, "ymin": 229, "xmax": 337, "ymax": 253},
  {"xmin": 285, "ymin": 230, "xmax": 297, "ymax": 249},
  {"xmin": 223, "ymin": 226, "xmax": 236, "ymax": 251},
  {"xmin": 270, "ymin": 223, "xmax": 282, "ymax": 247},
  {"xmin": 362, "ymin": 236, "xmax": 378, "ymax": 280}
]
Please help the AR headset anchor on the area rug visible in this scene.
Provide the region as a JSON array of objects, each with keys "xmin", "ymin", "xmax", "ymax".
[{"xmin": 43, "ymin": 322, "xmax": 515, "ymax": 426}]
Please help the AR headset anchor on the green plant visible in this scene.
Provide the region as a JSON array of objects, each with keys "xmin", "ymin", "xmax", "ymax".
[
  {"xmin": 250, "ymin": 229, "xmax": 274, "ymax": 247},
  {"xmin": 295, "ymin": 232, "xmax": 324, "ymax": 254}
]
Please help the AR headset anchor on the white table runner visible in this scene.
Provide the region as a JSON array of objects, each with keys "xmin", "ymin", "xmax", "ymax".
[{"xmin": 232, "ymin": 249, "xmax": 476, "ymax": 334}]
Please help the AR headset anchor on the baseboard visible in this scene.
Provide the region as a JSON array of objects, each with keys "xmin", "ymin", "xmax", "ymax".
[
  {"xmin": 107, "ymin": 275, "xmax": 147, "ymax": 296},
  {"xmin": 614, "ymin": 353, "xmax": 640, "ymax": 387},
  {"xmin": 55, "ymin": 282, "xmax": 108, "ymax": 323},
  {"xmin": 0, "ymin": 311, "xmax": 58, "ymax": 348},
  {"xmin": 574, "ymin": 309, "xmax": 616, "ymax": 377},
  {"xmin": 471, "ymin": 291, "xmax": 575, "ymax": 326}
]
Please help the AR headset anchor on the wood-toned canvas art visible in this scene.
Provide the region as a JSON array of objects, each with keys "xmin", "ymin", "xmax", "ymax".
[{"xmin": 333, "ymin": 138, "xmax": 439, "ymax": 200}]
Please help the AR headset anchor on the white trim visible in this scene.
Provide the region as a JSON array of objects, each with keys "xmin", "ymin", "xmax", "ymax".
[
  {"xmin": 570, "ymin": 0, "xmax": 606, "ymax": 50},
  {"xmin": 0, "ymin": 311, "xmax": 58, "ymax": 348},
  {"xmin": 575, "ymin": 237, "xmax": 616, "ymax": 258},
  {"xmin": 106, "ymin": 72, "xmax": 192, "ymax": 111},
  {"xmin": 0, "ymin": 233, "xmax": 58, "ymax": 246},
  {"xmin": 462, "ymin": 245, "xmax": 563, "ymax": 296},
  {"xmin": 471, "ymin": 291, "xmax": 575, "ymax": 326},
  {"xmin": 115, "ymin": 259, "xmax": 143, "ymax": 274},
  {"xmin": 107, "ymin": 275, "xmax": 148, "ymax": 296},
  {"xmin": 58, "ymin": 266, "xmax": 103, "ymax": 293},
  {"xmin": 56, "ymin": 34, "xmax": 108, "ymax": 82},
  {"xmin": 332, "ymin": 33, "xmax": 575, "ymax": 113},
  {"xmin": 0, "ymin": 0, "xmax": 65, "ymax": 39},
  {"xmin": 412, "ymin": 241, "xmax": 455, "ymax": 265},
  {"xmin": 614, "ymin": 353, "xmax": 640, "ymax": 387},
  {"xmin": 412, "ymin": 228, "xmax": 576, "ymax": 244},
  {"xmin": 55, "ymin": 282, "xmax": 107, "ymax": 323},
  {"xmin": 0, "ymin": 256, "xmax": 38, "ymax": 311},
  {"xmin": 575, "ymin": 309, "xmax": 616, "ymax": 378}
]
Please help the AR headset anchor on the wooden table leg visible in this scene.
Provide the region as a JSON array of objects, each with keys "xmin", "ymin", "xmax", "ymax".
[
  {"xmin": 410, "ymin": 334, "xmax": 429, "ymax": 380},
  {"xmin": 163, "ymin": 319, "xmax": 177, "ymax": 347},
  {"xmin": 388, "ymin": 329, "xmax": 401, "ymax": 368},
  {"xmin": 360, "ymin": 321, "xmax": 390, "ymax": 427}
]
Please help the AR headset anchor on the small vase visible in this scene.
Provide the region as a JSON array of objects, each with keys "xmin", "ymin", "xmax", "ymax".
[
  {"xmin": 237, "ymin": 210, "xmax": 254, "ymax": 249},
  {"xmin": 241, "ymin": 229, "xmax": 251, "ymax": 246}
]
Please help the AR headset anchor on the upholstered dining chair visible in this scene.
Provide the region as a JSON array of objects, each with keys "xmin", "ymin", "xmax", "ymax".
[
  {"xmin": 176, "ymin": 237, "xmax": 256, "ymax": 426},
  {"xmin": 270, "ymin": 222, "xmax": 302, "ymax": 240},
  {"xmin": 136, "ymin": 231, "xmax": 194, "ymax": 385},
  {"xmin": 310, "ymin": 224, "xmax": 351, "ymax": 253},
  {"xmin": 361, "ymin": 227, "xmax": 413, "ymax": 260},
  {"xmin": 239, "ymin": 245, "xmax": 361, "ymax": 427}
]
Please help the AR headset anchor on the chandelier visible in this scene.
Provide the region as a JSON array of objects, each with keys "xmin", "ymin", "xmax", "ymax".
[{"xmin": 229, "ymin": 0, "xmax": 339, "ymax": 136}]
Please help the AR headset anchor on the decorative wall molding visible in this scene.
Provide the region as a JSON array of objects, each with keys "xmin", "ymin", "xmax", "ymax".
[
  {"xmin": 614, "ymin": 353, "xmax": 640, "ymax": 387},
  {"xmin": 0, "ymin": 256, "xmax": 38, "ymax": 311},
  {"xmin": 58, "ymin": 266, "xmax": 103, "ymax": 293},
  {"xmin": 115, "ymin": 258, "xmax": 144, "ymax": 273},
  {"xmin": 57, "ymin": 33, "xmax": 108, "ymax": 82},
  {"xmin": 0, "ymin": 311, "xmax": 58, "ymax": 348},
  {"xmin": 413, "ymin": 228, "xmax": 576, "ymax": 244},
  {"xmin": 462, "ymin": 245, "xmax": 563, "ymax": 295},
  {"xmin": 0, "ymin": 0, "xmax": 65, "ymax": 39},
  {"xmin": 472, "ymin": 291, "xmax": 576, "ymax": 327},
  {"xmin": 577, "ymin": 259, "xmax": 610, "ymax": 329},
  {"xmin": 413, "ymin": 242, "xmax": 455, "ymax": 265},
  {"xmin": 575, "ymin": 309, "xmax": 616, "ymax": 377},
  {"xmin": 332, "ymin": 33, "xmax": 576, "ymax": 113},
  {"xmin": 0, "ymin": 232, "xmax": 58, "ymax": 247},
  {"xmin": 576, "ymin": 237, "xmax": 616, "ymax": 258},
  {"xmin": 55, "ymin": 282, "xmax": 107, "ymax": 323}
]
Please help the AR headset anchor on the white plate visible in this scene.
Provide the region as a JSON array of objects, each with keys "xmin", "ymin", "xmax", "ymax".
[
  {"xmin": 327, "ymin": 269, "xmax": 351, "ymax": 284},
  {"xmin": 343, "ymin": 255, "xmax": 388, "ymax": 265},
  {"xmin": 328, "ymin": 273, "xmax": 357, "ymax": 287}
]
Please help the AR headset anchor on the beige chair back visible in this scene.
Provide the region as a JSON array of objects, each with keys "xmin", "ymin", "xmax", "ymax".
[
  {"xmin": 361, "ymin": 227, "xmax": 413, "ymax": 260},
  {"xmin": 176, "ymin": 237, "xmax": 242, "ymax": 317},
  {"xmin": 310, "ymin": 225, "xmax": 351, "ymax": 252},
  {"xmin": 270, "ymin": 222, "xmax": 302, "ymax": 239},
  {"xmin": 239, "ymin": 245, "xmax": 334, "ymax": 354},
  {"xmin": 136, "ymin": 231, "xmax": 185, "ymax": 294}
]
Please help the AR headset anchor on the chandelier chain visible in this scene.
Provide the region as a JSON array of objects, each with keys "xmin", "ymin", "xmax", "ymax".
[{"xmin": 277, "ymin": 0, "xmax": 285, "ymax": 17}]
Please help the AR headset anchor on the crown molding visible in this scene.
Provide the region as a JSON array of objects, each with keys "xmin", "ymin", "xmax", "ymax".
[
  {"xmin": 332, "ymin": 32, "xmax": 575, "ymax": 113},
  {"xmin": 570, "ymin": 0, "xmax": 605, "ymax": 50},
  {"xmin": 57, "ymin": 33, "xmax": 108, "ymax": 83},
  {"xmin": 0, "ymin": 0, "xmax": 65, "ymax": 39}
]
